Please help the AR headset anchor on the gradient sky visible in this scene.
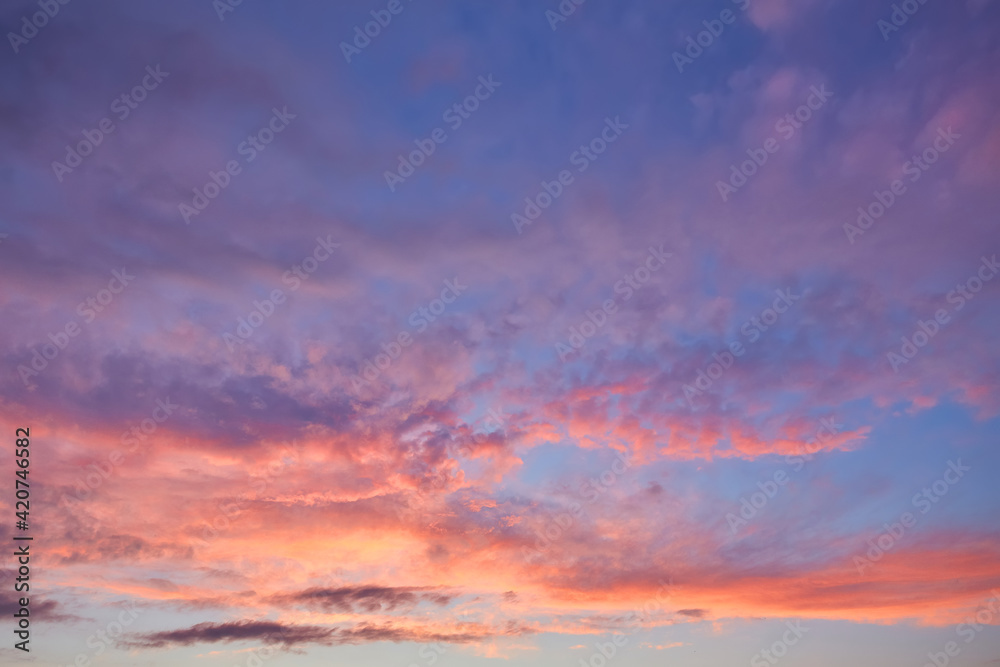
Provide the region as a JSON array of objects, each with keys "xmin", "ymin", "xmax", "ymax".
[{"xmin": 2, "ymin": 0, "xmax": 1000, "ymax": 666}]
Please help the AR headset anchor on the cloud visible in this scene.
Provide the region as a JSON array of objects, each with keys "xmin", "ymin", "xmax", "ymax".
[
  {"xmin": 3, "ymin": 0, "xmax": 999, "ymax": 660},
  {"xmin": 0, "ymin": 595, "xmax": 80, "ymax": 623},
  {"xmin": 267, "ymin": 585, "xmax": 454, "ymax": 614},
  {"xmin": 120, "ymin": 618, "xmax": 537, "ymax": 651},
  {"xmin": 640, "ymin": 641, "xmax": 687, "ymax": 649},
  {"xmin": 118, "ymin": 620, "xmax": 335, "ymax": 650}
]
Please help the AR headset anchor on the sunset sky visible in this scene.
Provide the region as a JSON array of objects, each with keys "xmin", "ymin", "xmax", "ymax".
[{"xmin": 2, "ymin": 0, "xmax": 1000, "ymax": 666}]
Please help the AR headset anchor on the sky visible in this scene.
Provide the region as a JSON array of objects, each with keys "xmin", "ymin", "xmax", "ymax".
[{"xmin": 1, "ymin": 0, "xmax": 1000, "ymax": 665}]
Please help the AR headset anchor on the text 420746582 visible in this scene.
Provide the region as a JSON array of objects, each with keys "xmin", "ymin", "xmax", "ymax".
[{"xmin": 13, "ymin": 426, "xmax": 32, "ymax": 652}]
